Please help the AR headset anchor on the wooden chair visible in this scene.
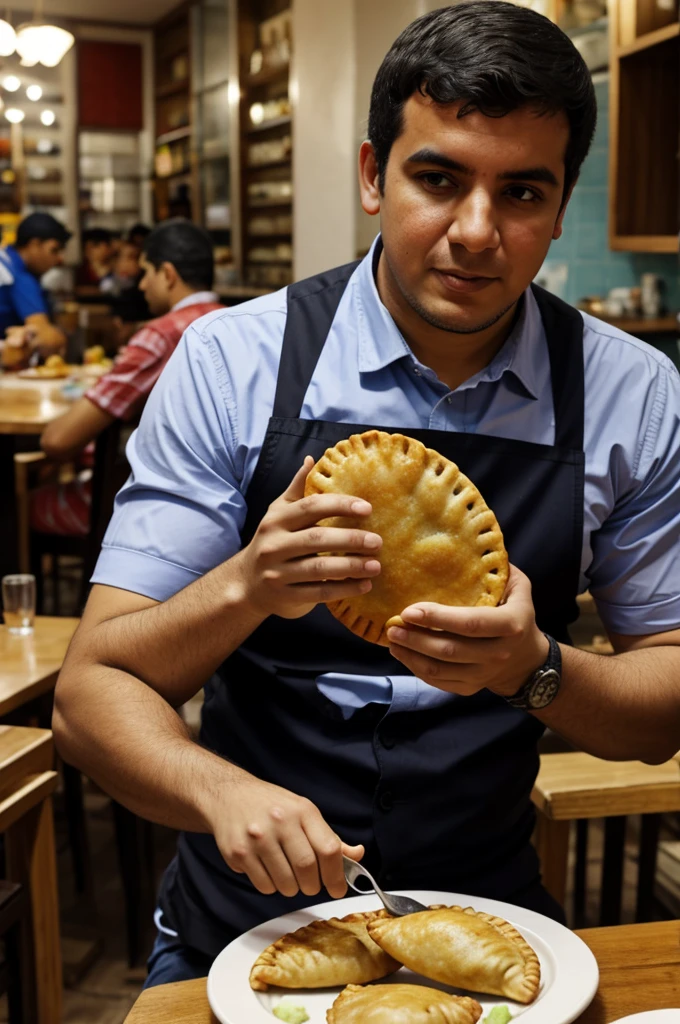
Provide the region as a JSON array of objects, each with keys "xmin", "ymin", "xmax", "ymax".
[
  {"xmin": 0, "ymin": 880, "xmax": 35, "ymax": 1023},
  {"xmin": 0, "ymin": 725, "xmax": 61, "ymax": 1023},
  {"xmin": 532, "ymin": 751, "xmax": 680, "ymax": 926}
]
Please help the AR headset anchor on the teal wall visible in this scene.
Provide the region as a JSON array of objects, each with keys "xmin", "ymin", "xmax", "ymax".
[{"xmin": 544, "ymin": 75, "xmax": 680, "ymax": 312}]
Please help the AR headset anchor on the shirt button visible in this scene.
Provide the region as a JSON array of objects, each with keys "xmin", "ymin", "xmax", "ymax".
[
  {"xmin": 446, "ymin": 396, "xmax": 452, "ymax": 404},
  {"xmin": 381, "ymin": 732, "xmax": 396, "ymax": 750},
  {"xmin": 413, "ymin": 367, "xmax": 422, "ymax": 376},
  {"xmin": 378, "ymin": 791, "xmax": 394, "ymax": 812}
]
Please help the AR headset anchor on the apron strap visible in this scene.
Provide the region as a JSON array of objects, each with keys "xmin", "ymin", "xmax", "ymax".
[
  {"xmin": 530, "ymin": 283, "xmax": 585, "ymax": 452},
  {"xmin": 273, "ymin": 259, "xmax": 361, "ymax": 420}
]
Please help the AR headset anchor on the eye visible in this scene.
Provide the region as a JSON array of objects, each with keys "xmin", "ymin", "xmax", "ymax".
[
  {"xmin": 506, "ymin": 185, "xmax": 542, "ymax": 203},
  {"xmin": 419, "ymin": 171, "xmax": 456, "ymax": 190}
]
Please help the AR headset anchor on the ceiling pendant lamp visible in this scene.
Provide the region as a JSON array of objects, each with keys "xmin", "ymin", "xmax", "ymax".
[
  {"xmin": 0, "ymin": 16, "xmax": 16, "ymax": 57},
  {"xmin": 15, "ymin": 0, "xmax": 74, "ymax": 68}
]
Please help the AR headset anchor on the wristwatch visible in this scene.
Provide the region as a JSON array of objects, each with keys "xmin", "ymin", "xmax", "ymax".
[{"xmin": 504, "ymin": 634, "xmax": 562, "ymax": 710}]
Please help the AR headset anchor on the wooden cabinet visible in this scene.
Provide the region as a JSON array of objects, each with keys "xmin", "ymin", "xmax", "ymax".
[
  {"xmin": 153, "ymin": 4, "xmax": 195, "ymax": 223},
  {"xmin": 608, "ymin": 0, "xmax": 679, "ymax": 252}
]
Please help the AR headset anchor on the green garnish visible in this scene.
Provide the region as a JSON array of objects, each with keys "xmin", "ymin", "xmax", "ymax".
[
  {"xmin": 272, "ymin": 1000, "xmax": 310, "ymax": 1023},
  {"xmin": 482, "ymin": 1006, "xmax": 513, "ymax": 1024}
]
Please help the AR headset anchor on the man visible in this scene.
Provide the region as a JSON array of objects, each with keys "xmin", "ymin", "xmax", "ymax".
[
  {"xmin": 75, "ymin": 227, "xmax": 114, "ymax": 288},
  {"xmin": 0, "ymin": 211, "xmax": 70, "ymax": 362},
  {"xmin": 53, "ymin": 1, "xmax": 680, "ymax": 988},
  {"xmin": 32, "ymin": 220, "xmax": 221, "ymax": 535}
]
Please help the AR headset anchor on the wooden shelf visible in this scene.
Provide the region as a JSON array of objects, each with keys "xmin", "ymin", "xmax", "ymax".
[
  {"xmin": 609, "ymin": 234, "xmax": 679, "ymax": 254},
  {"xmin": 154, "ymin": 167, "xmax": 192, "ymax": 181},
  {"xmin": 599, "ymin": 314, "xmax": 678, "ymax": 333},
  {"xmin": 618, "ymin": 20, "xmax": 679, "ymax": 56},
  {"xmin": 246, "ymin": 115, "xmax": 291, "ymax": 135},
  {"xmin": 246, "ymin": 158, "xmax": 291, "ymax": 172},
  {"xmin": 247, "ymin": 63, "xmax": 289, "ymax": 87},
  {"xmin": 248, "ymin": 232, "xmax": 292, "ymax": 240},
  {"xmin": 156, "ymin": 126, "xmax": 192, "ymax": 146},
  {"xmin": 248, "ymin": 197, "xmax": 292, "ymax": 208},
  {"xmin": 155, "ymin": 79, "xmax": 190, "ymax": 99}
]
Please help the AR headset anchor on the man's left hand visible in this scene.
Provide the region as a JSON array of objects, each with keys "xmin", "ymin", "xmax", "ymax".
[{"xmin": 387, "ymin": 564, "xmax": 550, "ymax": 697}]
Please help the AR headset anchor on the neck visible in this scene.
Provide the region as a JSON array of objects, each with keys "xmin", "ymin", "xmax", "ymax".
[
  {"xmin": 376, "ymin": 252, "xmax": 519, "ymax": 392},
  {"xmin": 169, "ymin": 283, "xmax": 205, "ymax": 308}
]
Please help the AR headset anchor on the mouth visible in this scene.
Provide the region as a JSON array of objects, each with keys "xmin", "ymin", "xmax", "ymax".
[{"xmin": 432, "ymin": 268, "xmax": 499, "ymax": 295}]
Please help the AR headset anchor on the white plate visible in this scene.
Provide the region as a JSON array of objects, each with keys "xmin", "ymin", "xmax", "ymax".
[
  {"xmin": 207, "ymin": 890, "xmax": 599, "ymax": 1024},
  {"xmin": 612, "ymin": 1013, "xmax": 680, "ymax": 1023}
]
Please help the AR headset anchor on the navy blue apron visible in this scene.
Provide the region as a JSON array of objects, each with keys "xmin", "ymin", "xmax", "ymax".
[{"xmin": 159, "ymin": 257, "xmax": 585, "ymax": 959}]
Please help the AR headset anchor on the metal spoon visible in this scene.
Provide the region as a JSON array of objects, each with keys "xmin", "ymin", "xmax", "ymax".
[{"xmin": 342, "ymin": 855, "xmax": 428, "ymax": 917}]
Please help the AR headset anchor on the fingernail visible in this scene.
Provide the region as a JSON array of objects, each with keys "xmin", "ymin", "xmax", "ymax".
[
  {"xmin": 403, "ymin": 607, "xmax": 424, "ymax": 621},
  {"xmin": 364, "ymin": 560, "xmax": 381, "ymax": 573},
  {"xmin": 351, "ymin": 499, "xmax": 371, "ymax": 514},
  {"xmin": 388, "ymin": 626, "xmax": 407, "ymax": 642},
  {"xmin": 364, "ymin": 533, "xmax": 381, "ymax": 549},
  {"xmin": 359, "ymin": 579, "xmax": 372, "ymax": 592}
]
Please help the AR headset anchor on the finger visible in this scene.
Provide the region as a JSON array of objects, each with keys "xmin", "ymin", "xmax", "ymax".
[
  {"xmin": 290, "ymin": 578, "xmax": 375, "ymax": 604},
  {"xmin": 341, "ymin": 843, "xmax": 365, "ymax": 862},
  {"xmin": 388, "ymin": 645, "xmax": 484, "ymax": 695},
  {"xmin": 232, "ymin": 854, "xmax": 277, "ymax": 895},
  {"xmin": 257, "ymin": 843, "xmax": 301, "ymax": 898},
  {"xmin": 285, "ymin": 525, "xmax": 382, "ymax": 556},
  {"xmin": 386, "ymin": 624, "xmax": 509, "ymax": 664},
  {"xmin": 281, "ymin": 492, "xmax": 374, "ymax": 531},
  {"xmin": 283, "ymin": 555, "xmax": 381, "ymax": 585},
  {"xmin": 302, "ymin": 817, "xmax": 347, "ymax": 899},
  {"xmin": 281, "ymin": 457, "xmax": 316, "ymax": 503},
  {"xmin": 399, "ymin": 602, "xmax": 522, "ymax": 638},
  {"xmin": 280, "ymin": 832, "xmax": 322, "ymax": 896}
]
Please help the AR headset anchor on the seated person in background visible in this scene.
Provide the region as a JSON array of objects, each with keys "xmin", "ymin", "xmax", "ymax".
[
  {"xmin": 101, "ymin": 240, "xmax": 151, "ymax": 330},
  {"xmin": 76, "ymin": 227, "xmax": 114, "ymax": 288},
  {"xmin": 32, "ymin": 220, "xmax": 223, "ymax": 536},
  {"xmin": 127, "ymin": 222, "xmax": 152, "ymax": 249},
  {"xmin": 0, "ymin": 212, "xmax": 70, "ymax": 367}
]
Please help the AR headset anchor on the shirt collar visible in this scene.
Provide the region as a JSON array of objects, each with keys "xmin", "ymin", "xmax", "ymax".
[
  {"xmin": 172, "ymin": 290, "xmax": 219, "ymax": 313},
  {"xmin": 352, "ymin": 234, "xmax": 544, "ymax": 400}
]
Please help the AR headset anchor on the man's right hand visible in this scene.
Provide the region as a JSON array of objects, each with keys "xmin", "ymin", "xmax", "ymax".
[
  {"xmin": 233, "ymin": 456, "xmax": 382, "ymax": 620},
  {"xmin": 210, "ymin": 769, "xmax": 364, "ymax": 898}
]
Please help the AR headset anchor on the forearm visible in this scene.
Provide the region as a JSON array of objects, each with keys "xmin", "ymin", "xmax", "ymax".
[
  {"xmin": 53, "ymin": 662, "xmax": 241, "ymax": 830},
  {"xmin": 72, "ymin": 552, "xmax": 265, "ymax": 704},
  {"xmin": 33, "ymin": 321, "xmax": 67, "ymax": 356},
  {"xmin": 535, "ymin": 644, "xmax": 680, "ymax": 763}
]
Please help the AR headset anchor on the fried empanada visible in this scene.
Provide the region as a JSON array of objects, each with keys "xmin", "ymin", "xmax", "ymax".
[
  {"xmin": 249, "ymin": 910, "xmax": 400, "ymax": 991},
  {"xmin": 367, "ymin": 905, "xmax": 540, "ymax": 1004},
  {"xmin": 326, "ymin": 983, "xmax": 483, "ymax": 1024},
  {"xmin": 304, "ymin": 430, "xmax": 508, "ymax": 645}
]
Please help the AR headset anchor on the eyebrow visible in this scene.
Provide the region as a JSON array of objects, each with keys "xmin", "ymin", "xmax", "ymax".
[{"xmin": 405, "ymin": 148, "xmax": 560, "ymax": 188}]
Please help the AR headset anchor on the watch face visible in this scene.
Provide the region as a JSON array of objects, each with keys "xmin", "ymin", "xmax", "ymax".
[{"xmin": 528, "ymin": 668, "xmax": 561, "ymax": 709}]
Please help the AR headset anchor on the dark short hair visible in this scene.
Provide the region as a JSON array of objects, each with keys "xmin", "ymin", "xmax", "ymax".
[
  {"xmin": 16, "ymin": 212, "xmax": 71, "ymax": 248},
  {"xmin": 127, "ymin": 222, "xmax": 151, "ymax": 244},
  {"xmin": 143, "ymin": 219, "xmax": 214, "ymax": 290},
  {"xmin": 82, "ymin": 227, "xmax": 113, "ymax": 246},
  {"xmin": 368, "ymin": 1, "xmax": 597, "ymax": 202}
]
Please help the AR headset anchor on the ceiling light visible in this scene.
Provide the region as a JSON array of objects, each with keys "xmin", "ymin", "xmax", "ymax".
[
  {"xmin": 249, "ymin": 102, "xmax": 264, "ymax": 126},
  {"xmin": 0, "ymin": 18, "xmax": 16, "ymax": 57},
  {"xmin": 16, "ymin": 22, "xmax": 74, "ymax": 68},
  {"xmin": 40, "ymin": 108, "xmax": 55, "ymax": 126},
  {"xmin": 26, "ymin": 84, "xmax": 42, "ymax": 101},
  {"xmin": 5, "ymin": 107, "xmax": 25, "ymax": 123},
  {"xmin": 2, "ymin": 75, "xmax": 20, "ymax": 92}
]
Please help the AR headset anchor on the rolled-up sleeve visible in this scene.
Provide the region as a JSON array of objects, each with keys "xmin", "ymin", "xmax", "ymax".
[
  {"xmin": 588, "ymin": 357, "xmax": 680, "ymax": 635},
  {"xmin": 91, "ymin": 318, "xmax": 246, "ymax": 601}
]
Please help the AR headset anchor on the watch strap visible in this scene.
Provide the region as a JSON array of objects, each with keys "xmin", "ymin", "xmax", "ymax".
[{"xmin": 505, "ymin": 633, "xmax": 562, "ymax": 710}]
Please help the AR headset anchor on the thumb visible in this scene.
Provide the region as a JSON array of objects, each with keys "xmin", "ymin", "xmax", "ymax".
[
  {"xmin": 341, "ymin": 843, "xmax": 365, "ymax": 862},
  {"xmin": 282, "ymin": 455, "xmax": 315, "ymax": 503}
]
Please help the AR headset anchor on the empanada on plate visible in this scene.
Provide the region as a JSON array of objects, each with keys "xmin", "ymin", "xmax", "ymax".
[
  {"xmin": 367, "ymin": 905, "xmax": 540, "ymax": 1004},
  {"xmin": 326, "ymin": 983, "xmax": 483, "ymax": 1024},
  {"xmin": 249, "ymin": 910, "xmax": 400, "ymax": 991},
  {"xmin": 304, "ymin": 430, "xmax": 508, "ymax": 645}
]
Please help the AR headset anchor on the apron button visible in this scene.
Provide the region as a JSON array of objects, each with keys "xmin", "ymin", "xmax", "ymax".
[
  {"xmin": 380, "ymin": 732, "xmax": 396, "ymax": 749},
  {"xmin": 378, "ymin": 790, "xmax": 394, "ymax": 812}
]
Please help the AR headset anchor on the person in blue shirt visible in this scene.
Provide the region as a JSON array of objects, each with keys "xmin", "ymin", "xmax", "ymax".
[
  {"xmin": 0, "ymin": 211, "xmax": 70, "ymax": 364},
  {"xmin": 54, "ymin": 1, "xmax": 680, "ymax": 987}
]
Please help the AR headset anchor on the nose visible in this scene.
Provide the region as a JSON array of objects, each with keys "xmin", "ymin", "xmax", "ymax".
[{"xmin": 446, "ymin": 187, "xmax": 500, "ymax": 253}]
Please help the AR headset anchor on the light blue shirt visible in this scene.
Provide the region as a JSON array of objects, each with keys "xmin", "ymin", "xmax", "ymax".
[{"xmin": 93, "ymin": 237, "xmax": 680, "ymax": 716}]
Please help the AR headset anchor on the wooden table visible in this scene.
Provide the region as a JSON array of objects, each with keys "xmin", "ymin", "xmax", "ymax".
[
  {"xmin": 0, "ymin": 616, "xmax": 79, "ymax": 717},
  {"xmin": 0, "ymin": 374, "xmax": 70, "ymax": 578},
  {"xmin": 123, "ymin": 919, "xmax": 680, "ymax": 1023}
]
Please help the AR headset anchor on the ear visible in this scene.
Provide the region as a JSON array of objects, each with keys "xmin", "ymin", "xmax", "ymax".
[
  {"xmin": 358, "ymin": 141, "xmax": 381, "ymax": 217},
  {"xmin": 552, "ymin": 180, "xmax": 577, "ymax": 241},
  {"xmin": 161, "ymin": 261, "xmax": 179, "ymax": 289}
]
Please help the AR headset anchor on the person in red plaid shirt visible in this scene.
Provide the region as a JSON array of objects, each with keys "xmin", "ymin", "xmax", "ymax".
[{"xmin": 33, "ymin": 221, "xmax": 223, "ymax": 536}]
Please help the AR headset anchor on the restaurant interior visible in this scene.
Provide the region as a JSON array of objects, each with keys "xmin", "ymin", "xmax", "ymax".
[{"xmin": 0, "ymin": 0, "xmax": 679, "ymax": 1021}]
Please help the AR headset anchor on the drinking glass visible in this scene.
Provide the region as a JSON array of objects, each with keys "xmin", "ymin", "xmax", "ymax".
[{"xmin": 2, "ymin": 574, "xmax": 36, "ymax": 635}]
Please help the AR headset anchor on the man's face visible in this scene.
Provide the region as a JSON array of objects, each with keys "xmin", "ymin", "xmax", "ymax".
[
  {"xmin": 24, "ymin": 238, "xmax": 65, "ymax": 277},
  {"xmin": 364, "ymin": 95, "xmax": 571, "ymax": 336},
  {"xmin": 85, "ymin": 240, "xmax": 113, "ymax": 266},
  {"xmin": 139, "ymin": 255, "xmax": 173, "ymax": 316}
]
